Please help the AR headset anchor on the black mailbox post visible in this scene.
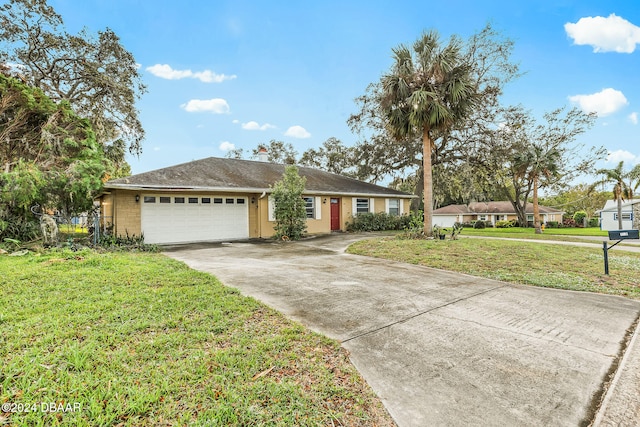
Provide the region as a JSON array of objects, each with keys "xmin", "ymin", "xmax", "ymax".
[{"xmin": 603, "ymin": 230, "xmax": 640, "ymax": 274}]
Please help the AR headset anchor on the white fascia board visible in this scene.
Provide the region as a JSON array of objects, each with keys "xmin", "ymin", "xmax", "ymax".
[{"xmin": 307, "ymin": 191, "xmax": 416, "ymax": 198}]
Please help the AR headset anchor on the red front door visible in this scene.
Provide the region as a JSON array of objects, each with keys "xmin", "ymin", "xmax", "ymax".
[{"xmin": 330, "ymin": 198, "xmax": 340, "ymax": 231}]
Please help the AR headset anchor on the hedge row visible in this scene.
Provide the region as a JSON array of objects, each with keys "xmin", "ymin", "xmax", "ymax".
[{"xmin": 346, "ymin": 212, "xmax": 413, "ymax": 232}]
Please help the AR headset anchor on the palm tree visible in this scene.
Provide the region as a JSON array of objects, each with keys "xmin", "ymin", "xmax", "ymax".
[
  {"xmin": 594, "ymin": 161, "xmax": 640, "ymax": 229},
  {"xmin": 380, "ymin": 30, "xmax": 476, "ymax": 236},
  {"xmin": 514, "ymin": 145, "xmax": 561, "ymax": 233}
]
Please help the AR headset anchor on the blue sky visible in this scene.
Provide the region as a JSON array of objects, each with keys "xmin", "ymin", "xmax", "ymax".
[{"xmin": 48, "ymin": 0, "xmax": 640, "ymax": 180}]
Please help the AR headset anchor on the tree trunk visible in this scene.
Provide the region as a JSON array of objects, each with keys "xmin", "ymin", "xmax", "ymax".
[
  {"xmin": 617, "ymin": 195, "xmax": 623, "ymax": 230},
  {"xmin": 511, "ymin": 199, "xmax": 527, "ymax": 227},
  {"xmin": 423, "ymin": 126, "xmax": 433, "ymax": 237},
  {"xmin": 411, "ymin": 164, "xmax": 424, "ymax": 212},
  {"xmin": 533, "ymin": 175, "xmax": 541, "ymax": 234}
]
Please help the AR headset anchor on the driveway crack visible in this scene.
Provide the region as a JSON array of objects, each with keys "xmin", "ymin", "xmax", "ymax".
[{"xmin": 342, "ymin": 284, "xmax": 507, "ymax": 343}]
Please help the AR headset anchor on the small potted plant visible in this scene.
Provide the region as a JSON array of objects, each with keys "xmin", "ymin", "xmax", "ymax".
[{"xmin": 433, "ymin": 225, "xmax": 446, "ymax": 240}]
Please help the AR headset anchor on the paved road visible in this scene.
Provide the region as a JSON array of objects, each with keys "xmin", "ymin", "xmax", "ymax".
[{"xmin": 165, "ymin": 234, "xmax": 640, "ymax": 426}]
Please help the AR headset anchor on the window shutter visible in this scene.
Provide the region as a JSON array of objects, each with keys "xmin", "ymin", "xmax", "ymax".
[
  {"xmin": 400, "ymin": 199, "xmax": 404, "ymax": 215},
  {"xmin": 268, "ymin": 196, "xmax": 275, "ymax": 222},
  {"xmin": 370, "ymin": 198, "xmax": 375, "ymax": 213},
  {"xmin": 352, "ymin": 198, "xmax": 358, "ymax": 216},
  {"xmin": 385, "ymin": 198, "xmax": 390, "ymax": 214},
  {"xmin": 315, "ymin": 197, "xmax": 322, "ymax": 220}
]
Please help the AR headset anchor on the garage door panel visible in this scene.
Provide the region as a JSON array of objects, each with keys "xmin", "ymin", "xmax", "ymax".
[{"xmin": 141, "ymin": 195, "xmax": 249, "ymax": 244}]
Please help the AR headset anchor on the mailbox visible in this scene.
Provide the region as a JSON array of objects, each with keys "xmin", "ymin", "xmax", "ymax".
[{"xmin": 608, "ymin": 229, "xmax": 639, "ymax": 240}]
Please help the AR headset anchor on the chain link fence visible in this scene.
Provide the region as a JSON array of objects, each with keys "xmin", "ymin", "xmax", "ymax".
[{"xmin": 52, "ymin": 213, "xmax": 113, "ymax": 245}]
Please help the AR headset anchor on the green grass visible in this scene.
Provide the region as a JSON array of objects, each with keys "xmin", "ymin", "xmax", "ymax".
[
  {"xmin": 347, "ymin": 237, "xmax": 640, "ymax": 299},
  {"xmin": 0, "ymin": 250, "xmax": 393, "ymax": 426},
  {"xmin": 461, "ymin": 226, "xmax": 607, "ymax": 238}
]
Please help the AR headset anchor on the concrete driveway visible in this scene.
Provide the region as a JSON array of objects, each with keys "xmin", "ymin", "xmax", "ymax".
[{"xmin": 165, "ymin": 234, "xmax": 640, "ymax": 427}]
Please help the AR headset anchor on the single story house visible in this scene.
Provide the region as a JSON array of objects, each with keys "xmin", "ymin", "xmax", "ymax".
[
  {"xmin": 597, "ymin": 199, "xmax": 640, "ymax": 231},
  {"xmin": 97, "ymin": 156, "xmax": 413, "ymax": 244},
  {"xmin": 432, "ymin": 201, "xmax": 564, "ymax": 228}
]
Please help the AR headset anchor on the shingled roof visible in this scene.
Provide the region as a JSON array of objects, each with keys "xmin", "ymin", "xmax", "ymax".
[
  {"xmin": 433, "ymin": 201, "xmax": 563, "ymax": 215},
  {"xmin": 105, "ymin": 157, "xmax": 413, "ymax": 198}
]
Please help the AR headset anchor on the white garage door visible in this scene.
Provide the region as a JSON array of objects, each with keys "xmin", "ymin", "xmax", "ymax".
[{"xmin": 141, "ymin": 195, "xmax": 249, "ymax": 244}]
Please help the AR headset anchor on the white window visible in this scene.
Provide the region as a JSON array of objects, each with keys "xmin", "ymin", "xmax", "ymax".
[
  {"xmin": 478, "ymin": 214, "xmax": 487, "ymax": 221},
  {"xmin": 269, "ymin": 196, "xmax": 320, "ymax": 221},
  {"xmin": 387, "ymin": 199, "xmax": 400, "ymax": 216},
  {"xmin": 356, "ymin": 198, "xmax": 369, "ymax": 214},
  {"xmin": 614, "ymin": 213, "xmax": 633, "ymax": 221},
  {"xmin": 303, "ymin": 197, "xmax": 315, "ymax": 219}
]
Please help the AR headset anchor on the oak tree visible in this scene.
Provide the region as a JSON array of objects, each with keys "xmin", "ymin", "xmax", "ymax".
[{"xmin": 0, "ymin": 0, "xmax": 146, "ymax": 167}]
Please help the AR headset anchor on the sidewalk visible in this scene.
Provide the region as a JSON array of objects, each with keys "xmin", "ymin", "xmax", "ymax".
[
  {"xmin": 462, "ymin": 234, "xmax": 640, "ymax": 253},
  {"xmin": 594, "ymin": 317, "xmax": 640, "ymax": 426}
]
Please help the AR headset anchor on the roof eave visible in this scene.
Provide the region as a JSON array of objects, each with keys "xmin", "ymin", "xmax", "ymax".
[
  {"xmin": 103, "ymin": 184, "xmax": 416, "ymax": 198},
  {"xmin": 103, "ymin": 184, "xmax": 270, "ymax": 193}
]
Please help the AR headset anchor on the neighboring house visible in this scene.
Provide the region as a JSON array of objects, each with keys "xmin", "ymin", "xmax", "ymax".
[
  {"xmin": 432, "ymin": 201, "xmax": 564, "ymax": 228},
  {"xmin": 597, "ymin": 199, "xmax": 640, "ymax": 231},
  {"xmin": 97, "ymin": 156, "xmax": 413, "ymax": 244}
]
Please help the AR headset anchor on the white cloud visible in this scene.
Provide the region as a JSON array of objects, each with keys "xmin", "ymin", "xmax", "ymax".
[
  {"xmin": 146, "ymin": 64, "xmax": 192, "ymax": 79},
  {"xmin": 241, "ymin": 121, "xmax": 276, "ymax": 131},
  {"xmin": 284, "ymin": 125, "xmax": 311, "ymax": 139},
  {"xmin": 629, "ymin": 112, "xmax": 638, "ymax": 125},
  {"xmin": 153, "ymin": 146, "xmax": 161, "ymax": 151},
  {"xmin": 565, "ymin": 14, "xmax": 640, "ymax": 53},
  {"xmin": 219, "ymin": 141, "xmax": 236, "ymax": 151},
  {"xmin": 568, "ymin": 88, "xmax": 628, "ymax": 117},
  {"xmin": 146, "ymin": 64, "xmax": 237, "ymax": 83},
  {"xmin": 606, "ymin": 149, "xmax": 639, "ymax": 165},
  {"xmin": 232, "ymin": 119, "xmax": 240, "ymax": 124},
  {"xmin": 181, "ymin": 98, "xmax": 230, "ymax": 114},
  {"xmin": 192, "ymin": 70, "xmax": 236, "ymax": 83}
]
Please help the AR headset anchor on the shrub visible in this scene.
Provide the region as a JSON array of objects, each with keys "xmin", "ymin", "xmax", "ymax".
[
  {"xmin": 0, "ymin": 212, "xmax": 40, "ymax": 242},
  {"xmin": 271, "ymin": 166, "xmax": 307, "ymax": 240},
  {"xmin": 546, "ymin": 221, "xmax": 559, "ymax": 228},
  {"xmin": 573, "ymin": 211, "xmax": 587, "ymax": 227},
  {"xmin": 588, "ymin": 218, "xmax": 599, "ymax": 228},
  {"xmin": 495, "ymin": 220, "xmax": 516, "ymax": 228},
  {"xmin": 346, "ymin": 212, "xmax": 412, "ymax": 232},
  {"xmin": 97, "ymin": 231, "xmax": 158, "ymax": 252},
  {"xmin": 473, "ymin": 220, "xmax": 487, "ymax": 229},
  {"xmin": 397, "ymin": 212, "xmax": 425, "ymax": 239},
  {"xmin": 563, "ymin": 218, "xmax": 576, "ymax": 227}
]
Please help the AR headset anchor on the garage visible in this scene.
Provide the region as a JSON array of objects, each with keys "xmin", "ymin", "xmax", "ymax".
[{"xmin": 141, "ymin": 194, "xmax": 249, "ymax": 244}]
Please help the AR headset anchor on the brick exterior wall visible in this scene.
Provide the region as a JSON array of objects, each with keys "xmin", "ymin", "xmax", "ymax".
[{"xmin": 113, "ymin": 190, "xmax": 142, "ymax": 237}]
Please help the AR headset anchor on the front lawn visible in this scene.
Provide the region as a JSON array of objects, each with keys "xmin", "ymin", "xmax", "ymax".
[
  {"xmin": 461, "ymin": 226, "xmax": 607, "ymax": 240},
  {"xmin": 347, "ymin": 238, "xmax": 640, "ymax": 299},
  {"xmin": 0, "ymin": 250, "xmax": 393, "ymax": 426}
]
